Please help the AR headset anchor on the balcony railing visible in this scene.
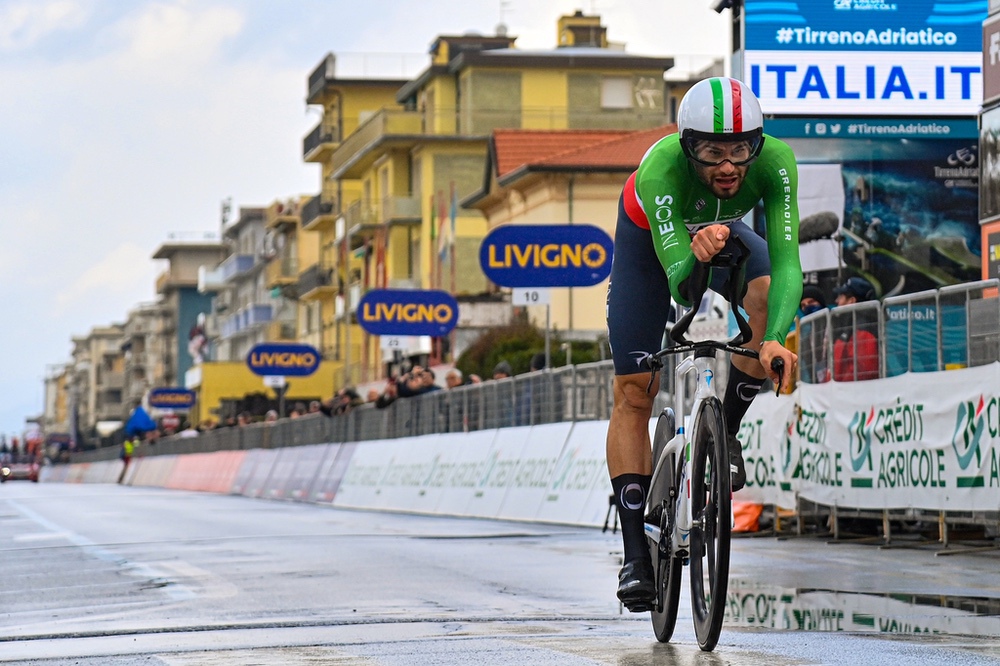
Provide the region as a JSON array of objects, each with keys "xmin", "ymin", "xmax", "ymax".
[
  {"xmin": 380, "ymin": 195, "xmax": 421, "ymax": 223},
  {"xmin": 301, "ymin": 194, "xmax": 337, "ymax": 230},
  {"xmin": 303, "ymin": 122, "xmax": 340, "ymax": 161},
  {"xmin": 219, "ymin": 254, "xmax": 255, "ymax": 282},
  {"xmin": 307, "ymin": 53, "xmax": 336, "ymax": 103},
  {"xmin": 297, "ymin": 262, "xmax": 336, "ymax": 298},
  {"xmin": 268, "ymin": 320, "xmax": 298, "ymax": 341},
  {"xmin": 342, "ymin": 199, "xmax": 379, "ymax": 234},
  {"xmin": 100, "ymin": 371, "xmax": 125, "ymax": 390},
  {"xmin": 266, "ymin": 254, "xmax": 299, "ymax": 286},
  {"xmin": 331, "ymin": 109, "xmax": 424, "ymax": 176},
  {"xmin": 330, "ymin": 106, "xmax": 669, "ymax": 176}
]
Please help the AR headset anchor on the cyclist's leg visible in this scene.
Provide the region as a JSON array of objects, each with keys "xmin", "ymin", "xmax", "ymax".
[
  {"xmin": 709, "ymin": 222, "xmax": 770, "ymax": 490},
  {"xmin": 606, "ymin": 193, "xmax": 671, "ymax": 610}
]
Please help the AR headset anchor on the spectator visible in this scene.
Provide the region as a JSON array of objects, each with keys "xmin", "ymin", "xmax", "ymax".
[
  {"xmin": 445, "ymin": 368, "xmax": 463, "ymax": 389},
  {"xmin": 489, "ymin": 360, "xmax": 516, "ymax": 427},
  {"xmin": 366, "ymin": 389, "xmax": 380, "ymax": 403},
  {"xmin": 308, "ymin": 400, "xmax": 322, "ymax": 414},
  {"xmin": 397, "ymin": 366, "xmax": 441, "ymax": 397},
  {"xmin": 832, "ymin": 276, "xmax": 879, "ymax": 382},
  {"xmin": 799, "ymin": 285, "xmax": 827, "ymax": 317},
  {"xmin": 264, "ymin": 410, "xmax": 279, "ymax": 423},
  {"xmin": 374, "ymin": 380, "xmax": 399, "ymax": 409},
  {"xmin": 794, "ymin": 284, "xmax": 830, "ymax": 385},
  {"xmin": 117, "ymin": 436, "xmax": 136, "ymax": 484},
  {"xmin": 492, "ymin": 360, "xmax": 513, "ymax": 380}
]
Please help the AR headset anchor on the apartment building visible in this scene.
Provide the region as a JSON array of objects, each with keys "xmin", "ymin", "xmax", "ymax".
[
  {"xmin": 152, "ymin": 233, "xmax": 227, "ymax": 386},
  {"xmin": 122, "ymin": 301, "xmax": 172, "ymax": 411},
  {"xmin": 304, "ymin": 11, "xmax": 674, "ymax": 385}
]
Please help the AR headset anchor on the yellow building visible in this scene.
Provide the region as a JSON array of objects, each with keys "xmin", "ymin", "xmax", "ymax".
[
  {"xmin": 304, "ymin": 12, "xmax": 673, "ymax": 386},
  {"xmin": 185, "ymin": 360, "xmax": 337, "ymax": 426},
  {"xmin": 464, "ymin": 125, "xmax": 674, "ymax": 339}
]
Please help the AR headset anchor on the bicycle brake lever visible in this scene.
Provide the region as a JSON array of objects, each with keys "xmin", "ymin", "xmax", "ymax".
[{"xmin": 771, "ymin": 357, "xmax": 785, "ymax": 397}]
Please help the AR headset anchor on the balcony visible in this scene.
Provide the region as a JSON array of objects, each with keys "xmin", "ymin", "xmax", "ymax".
[
  {"xmin": 266, "ymin": 254, "xmax": 299, "ymax": 287},
  {"xmin": 100, "ymin": 371, "xmax": 125, "ymax": 390},
  {"xmin": 218, "ymin": 254, "xmax": 255, "ymax": 282},
  {"xmin": 301, "ymin": 194, "xmax": 337, "ymax": 232},
  {"xmin": 303, "ymin": 122, "xmax": 340, "ymax": 163},
  {"xmin": 307, "ymin": 53, "xmax": 336, "ymax": 104},
  {"xmin": 155, "ymin": 270, "xmax": 197, "ymax": 294},
  {"xmin": 298, "ymin": 262, "xmax": 336, "ymax": 301},
  {"xmin": 330, "ymin": 109, "xmax": 424, "ymax": 179},
  {"xmin": 245, "ymin": 304, "xmax": 273, "ymax": 328},
  {"xmin": 380, "ymin": 195, "xmax": 421, "ymax": 226},
  {"xmin": 268, "ymin": 320, "xmax": 298, "ymax": 341},
  {"xmin": 343, "ymin": 200, "xmax": 379, "ymax": 245},
  {"xmin": 197, "ymin": 265, "xmax": 226, "ymax": 293},
  {"xmin": 266, "ymin": 200, "xmax": 300, "ymax": 231}
]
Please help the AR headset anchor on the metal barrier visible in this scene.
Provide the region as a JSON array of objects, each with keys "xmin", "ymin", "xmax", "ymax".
[
  {"xmin": 61, "ymin": 279, "xmax": 1000, "ymax": 546},
  {"xmin": 798, "ymin": 279, "xmax": 1000, "ymax": 383},
  {"xmin": 72, "ymin": 362, "xmax": 616, "ymax": 463}
]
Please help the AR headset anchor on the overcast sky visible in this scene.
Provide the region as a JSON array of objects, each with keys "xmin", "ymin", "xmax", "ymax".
[{"xmin": 0, "ymin": 0, "xmax": 728, "ymax": 437}]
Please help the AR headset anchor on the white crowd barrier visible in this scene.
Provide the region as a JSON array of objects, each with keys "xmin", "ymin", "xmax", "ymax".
[{"xmin": 40, "ymin": 361, "xmax": 1000, "ymax": 524}]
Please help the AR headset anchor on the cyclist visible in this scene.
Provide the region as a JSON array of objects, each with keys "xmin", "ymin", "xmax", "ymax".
[{"xmin": 606, "ymin": 76, "xmax": 802, "ymax": 611}]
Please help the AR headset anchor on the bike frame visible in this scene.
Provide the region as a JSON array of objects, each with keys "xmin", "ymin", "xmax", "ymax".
[{"xmin": 646, "ymin": 350, "xmax": 722, "ymax": 558}]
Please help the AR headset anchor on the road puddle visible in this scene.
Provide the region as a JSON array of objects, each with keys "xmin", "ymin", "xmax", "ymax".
[{"xmin": 727, "ymin": 581, "xmax": 1000, "ymax": 635}]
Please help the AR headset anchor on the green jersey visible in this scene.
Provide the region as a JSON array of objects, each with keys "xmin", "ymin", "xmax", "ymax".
[{"xmin": 623, "ymin": 133, "xmax": 802, "ymax": 344}]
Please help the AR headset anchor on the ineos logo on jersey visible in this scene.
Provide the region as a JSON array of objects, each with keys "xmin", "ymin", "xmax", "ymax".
[
  {"xmin": 654, "ymin": 194, "xmax": 679, "ymax": 250},
  {"xmin": 620, "ymin": 482, "xmax": 645, "ymax": 511}
]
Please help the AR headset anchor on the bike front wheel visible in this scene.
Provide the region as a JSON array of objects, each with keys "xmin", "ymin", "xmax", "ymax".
[
  {"xmin": 688, "ymin": 396, "xmax": 731, "ymax": 652},
  {"xmin": 648, "ymin": 409, "xmax": 682, "ymax": 642}
]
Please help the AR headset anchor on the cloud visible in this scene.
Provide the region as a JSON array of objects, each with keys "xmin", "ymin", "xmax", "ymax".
[
  {"xmin": 113, "ymin": 1, "xmax": 243, "ymax": 73},
  {"xmin": 53, "ymin": 241, "xmax": 158, "ymax": 315},
  {"xmin": 0, "ymin": 0, "xmax": 89, "ymax": 51}
]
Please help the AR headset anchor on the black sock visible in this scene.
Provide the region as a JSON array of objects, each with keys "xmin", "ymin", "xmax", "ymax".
[
  {"xmin": 723, "ymin": 363, "xmax": 765, "ymax": 437},
  {"xmin": 611, "ymin": 473, "xmax": 652, "ymax": 564}
]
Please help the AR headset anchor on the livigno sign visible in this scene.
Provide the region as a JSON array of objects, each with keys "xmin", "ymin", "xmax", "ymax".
[
  {"xmin": 357, "ymin": 289, "xmax": 459, "ymax": 337},
  {"xmin": 479, "ymin": 224, "xmax": 613, "ymax": 287},
  {"xmin": 246, "ymin": 343, "xmax": 321, "ymax": 377},
  {"xmin": 148, "ymin": 388, "xmax": 196, "ymax": 409}
]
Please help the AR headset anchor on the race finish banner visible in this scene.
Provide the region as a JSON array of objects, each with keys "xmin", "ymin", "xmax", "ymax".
[
  {"xmin": 737, "ymin": 362, "xmax": 1000, "ymax": 512},
  {"xmin": 742, "ymin": 0, "xmax": 988, "ymax": 116}
]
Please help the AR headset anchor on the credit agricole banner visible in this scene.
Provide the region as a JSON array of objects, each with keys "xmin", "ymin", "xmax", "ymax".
[{"xmin": 737, "ymin": 362, "xmax": 1000, "ymax": 511}]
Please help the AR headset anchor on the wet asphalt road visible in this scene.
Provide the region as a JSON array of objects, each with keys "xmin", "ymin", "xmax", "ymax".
[{"xmin": 2, "ymin": 483, "xmax": 1000, "ymax": 665}]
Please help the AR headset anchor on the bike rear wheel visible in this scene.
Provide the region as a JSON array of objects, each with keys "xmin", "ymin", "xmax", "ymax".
[
  {"xmin": 647, "ymin": 409, "xmax": 682, "ymax": 642},
  {"xmin": 688, "ymin": 396, "xmax": 731, "ymax": 652}
]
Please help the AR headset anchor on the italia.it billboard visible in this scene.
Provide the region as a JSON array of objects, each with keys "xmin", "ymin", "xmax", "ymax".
[{"xmin": 742, "ymin": 0, "xmax": 988, "ymax": 116}]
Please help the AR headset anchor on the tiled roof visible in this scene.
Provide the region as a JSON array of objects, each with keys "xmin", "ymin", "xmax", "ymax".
[
  {"xmin": 492, "ymin": 129, "xmax": 628, "ymax": 180},
  {"xmin": 492, "ymin": 125, "xmax": 677, "ymax": 182}
]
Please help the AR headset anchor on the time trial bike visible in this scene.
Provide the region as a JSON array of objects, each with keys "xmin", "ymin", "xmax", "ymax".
[{"xmin": 642, "ymin": 240, "xmax": 783, "ymax": 651}]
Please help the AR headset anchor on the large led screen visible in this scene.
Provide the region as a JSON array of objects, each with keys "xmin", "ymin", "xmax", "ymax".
[{"xmin": 981, "ymin": 105, "xmax": 1000, "ymax": 221}]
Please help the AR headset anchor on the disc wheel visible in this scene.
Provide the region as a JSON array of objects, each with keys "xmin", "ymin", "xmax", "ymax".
[
  {"xmin": 688, "ymin": 397, "xmax": 731, "ymax": 652},
  {"xmin": 648, "ymin": 409, "xmax": 683, "ymax": 642}
]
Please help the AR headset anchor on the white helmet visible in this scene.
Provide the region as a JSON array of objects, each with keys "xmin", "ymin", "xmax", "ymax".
[{"xmin": 677, "ymin": 76, "xmax": 764, "ymax": 166}]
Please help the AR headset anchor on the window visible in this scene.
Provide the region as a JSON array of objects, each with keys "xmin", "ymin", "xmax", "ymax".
[{"xmin": 601, "ymin": 77, "xmax": 632, "ymax": 109}]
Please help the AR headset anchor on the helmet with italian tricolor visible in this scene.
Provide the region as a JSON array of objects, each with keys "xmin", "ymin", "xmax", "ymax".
[{"xmin": 676, "ymin": 76, "xmax": 764, "ymax": 167}]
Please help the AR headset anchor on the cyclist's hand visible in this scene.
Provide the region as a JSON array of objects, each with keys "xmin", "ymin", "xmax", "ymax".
[
  {"xmin": 690, "ymin": 224, "xmax": 730, "ymax": 262},
  {"xmin": 759, "ymin": 341, "xmax": 796, "ymax": 393}
]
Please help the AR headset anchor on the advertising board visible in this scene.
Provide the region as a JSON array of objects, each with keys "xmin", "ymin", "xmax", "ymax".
[{"xmin": 743, "ymin": 0, "xmax": 987, "ymax": 115}]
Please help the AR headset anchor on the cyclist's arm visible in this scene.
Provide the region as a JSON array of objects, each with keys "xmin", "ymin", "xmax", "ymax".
[
  {"xmin": 759, "ymin": 141, "xmax": 803, "ymax": 346},
  {"xmin": 638, "ymin": 171, "xmax": 701, "ymax": 308}
]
